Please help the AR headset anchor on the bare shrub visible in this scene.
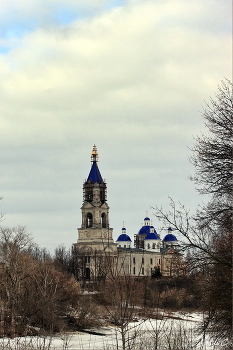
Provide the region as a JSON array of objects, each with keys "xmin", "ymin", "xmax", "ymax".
[{"xmin": 67, "ymin": 294, "xmax": 102, "ymax": 330}]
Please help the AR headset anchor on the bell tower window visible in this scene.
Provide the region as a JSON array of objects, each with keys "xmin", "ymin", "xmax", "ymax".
[
  {"xmin": 86, "ymin": 213, "xmax": 93, "ymax": 228},
  {"xmin": 101, "ymin": 213, "xmax": 107, "ymax": 228}
]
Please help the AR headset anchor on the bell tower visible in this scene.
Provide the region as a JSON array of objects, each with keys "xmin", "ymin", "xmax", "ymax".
[{"xmin": 75, "ymin": 145, "xmax": 117, "ymax": 252}]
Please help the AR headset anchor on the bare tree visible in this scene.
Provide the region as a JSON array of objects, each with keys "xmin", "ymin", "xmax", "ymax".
[
  {"xmin": 25, "ymin": 260, "xmax": 80, "ymax": 333},
  {"xmin": 153, "ymin": 79, "xmax": 233, "ymax": 347},
  {"xmin": 0, "ymin": 226, "xmax": 34, "ymax": 336},
  {"xmin": 98, "ymin": 269, "xmax": 144, "ymax": 350},
  {"xmin": 190, "ymin": 78, "xmax": 232, "ymax": 232},
  {"xmin": 0, "ymin": 226, "xmax": 83, "ymax": 336}
]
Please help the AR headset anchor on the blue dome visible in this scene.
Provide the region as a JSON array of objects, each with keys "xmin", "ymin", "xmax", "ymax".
[
  {"xmin": 145, "ymin": 232, "xmax": 160, "ymax": 240},
  {"xmin": 163, "ymin": 233, "xmax": 177, "ymax": 241},
  {"xmin": 122, "ymin": 227, "xmax": 126, "ymax": 231},
  {"xmin": 144, "ymin": 217, "xmax": 150, "ymax": 220},
  {"xmin": 138, "ymin": 225, "xmax": 151, "ymax": 235},
  {"xmin": 138, "ymin": 225, "xmax": 159, "ymax": 236},
  {"xmin": 117, "ymin": 234, "xmax": 132, "ymax": 242}
]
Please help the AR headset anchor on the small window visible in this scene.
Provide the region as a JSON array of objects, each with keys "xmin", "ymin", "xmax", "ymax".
[
  {"xmin": 133, "ymin": 267, "xmax": 135, "ymax": 274},
  {"xmin": 124, "ymin": 245, "xmax": 126, "ymax": 248},
  {"xmin": 142, "ymin": 258, "xmax": 144, "ymax": 264},
  {"xmin": 85, "ymin": 256, "xmax": 90, "ymax": 263},
  {"xmin": 147, "ymin": 243, "xmax": 150, "ymax": 249},
  {"xmin": 86, "ymin": 213, "xmax": 93, "ymax": 228},
  {"xmin": 159, "ymin": 258, "xmax": 160, "ymax": 264},
  {"xmin": 152, "ymin": 243, "xmax": 155, "ymax": 249},
  {"xmin": 133, "ymin": 257, "xmax": 136, "ymax": 264},
  {"xmin": 101, "ymin": 213, "xmax": 107, "ymax": 228},
  {"xmin": 150, "ymin": 258, "xmax": 153, "ymax": 265},
  {"xmin": 142, "ymin": 267, "xmax": 144, "ymax": 275}
]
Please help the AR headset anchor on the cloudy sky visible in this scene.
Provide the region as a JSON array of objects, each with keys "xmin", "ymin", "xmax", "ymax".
[{"xmin": 0, "ymin": 0, "xmax": 231, "ymax": 252}]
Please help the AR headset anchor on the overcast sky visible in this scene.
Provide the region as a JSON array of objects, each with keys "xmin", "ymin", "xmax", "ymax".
[{"xmin": 0, "ymin": 0, "xmax": 231, "ymax": 252}]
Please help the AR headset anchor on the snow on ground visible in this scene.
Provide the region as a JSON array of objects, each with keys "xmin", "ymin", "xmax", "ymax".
[{"xmin": 0, "ymin": 312, "xmax": 220, "ymax": 350}]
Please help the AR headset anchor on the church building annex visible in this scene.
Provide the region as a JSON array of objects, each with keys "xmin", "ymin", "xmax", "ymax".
[{"xmin": 73, "ymin": 146, "xmax": 183, "ymax": 280}]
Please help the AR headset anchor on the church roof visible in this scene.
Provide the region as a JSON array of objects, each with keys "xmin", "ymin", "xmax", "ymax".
[
  {"xmin": 87, "ymin": 161, "xmax": 103, "ymax": 183},
  {"xmin": 145, "ymin": 232, "xmax": 160, "ymax": 240},
  {"xmin": 117, "ymin": 234, "xmax": 132, "ymax": 242},
  {"xmin": 138, "ymin": 225, "xmax": 159, "ymax": 236},
  {"xmin": 163, "ymin": 233, "xmax": 178, "ymax": 241},
  {"xmin": 138, "ymin": 225, "xmax": 151, "ymax": 235},
  {"xmin": 86, "ymin": 145, "xmax": 103, "ymax": 183}
]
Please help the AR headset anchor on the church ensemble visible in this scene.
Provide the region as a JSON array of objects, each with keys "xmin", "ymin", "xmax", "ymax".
[{"xmin": 73, "ymin": 146, "xmax": 183, "ymax": 280}]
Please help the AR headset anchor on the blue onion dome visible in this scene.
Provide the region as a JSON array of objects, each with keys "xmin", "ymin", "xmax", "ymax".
[
  {"xmin": 163, "ymin": 233, "xmax": 178, "ymax": 241},
  {"xmin": 138, "ymin": 224, "xmax": 159, "ymax": 236},
  {"xmin": 168, "ymin": 227, "xmax": 173, "ymax": 231},
  {"xmin": 122, "ymin": 227, "xmax": 126, "ymax": 231},
  {"xmin": 138, "ymin": 225, "xmax": 151, "ymax": 235},
  {"xmin": 116, "ymin": 234, "xmax": 132, "ymax": 242},
  {"xmin": 144, "ymin": 217, "xmax": 150, "ymax": 221},
  {"xmin": 145, "ymin": 232, "xmax": 160, "ymax": 240}
]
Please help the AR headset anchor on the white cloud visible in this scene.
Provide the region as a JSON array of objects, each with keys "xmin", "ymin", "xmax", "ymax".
[{"xmin": 0, "ymin": 0, "xmax": 231, "ymax": 251}]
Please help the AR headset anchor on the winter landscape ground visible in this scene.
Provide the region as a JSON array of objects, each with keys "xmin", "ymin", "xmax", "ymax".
[{"xmin": 0, "ymin": 312, "xmax": 222, "ymax": 350}]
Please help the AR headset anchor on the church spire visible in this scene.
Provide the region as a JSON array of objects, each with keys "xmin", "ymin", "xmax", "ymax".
[
  {"xmin": 84, "ymin": 145, "xmax": 106, "ymax": 203},
  {"xmin": 86, "ymin": 145, "xmax": 103, "ymax": 183}
]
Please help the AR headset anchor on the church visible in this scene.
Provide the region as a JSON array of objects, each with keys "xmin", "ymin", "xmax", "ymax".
[{"xmin": 73, "ymin": 145, "xmax": 183, "ymax": 280}]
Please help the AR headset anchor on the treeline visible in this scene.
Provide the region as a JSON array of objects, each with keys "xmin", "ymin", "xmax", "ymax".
[
  {"xmin": 0, "ymin": 226, "xmax": 91, "ymax": 337},
  {"xmin": 0, "ymin": 222, "xmax": 230, "ymax": 345},
  {"xmin": 0, "ymin": 224, "xmax": 202, "ymax": 338}
]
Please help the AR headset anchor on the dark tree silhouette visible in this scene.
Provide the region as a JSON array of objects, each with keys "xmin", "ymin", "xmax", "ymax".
[
  {"xmin": 153, "ymin": 79, "xmax": 233, "ymax": 347},
  {"xmin": 190, "ymin": 79, "xmax": 232, "ymax": 232}
]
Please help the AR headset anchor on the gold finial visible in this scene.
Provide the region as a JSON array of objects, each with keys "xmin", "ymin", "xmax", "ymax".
[
  {"xmin": 91, "ymin": 144, "xmax": 98, "ymax": 162},
  {"xmin": 92, "ymin": 144, "xmax": 98, "ymax": 156}
]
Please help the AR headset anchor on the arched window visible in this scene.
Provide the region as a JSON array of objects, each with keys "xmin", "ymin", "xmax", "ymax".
[
  {"xmin": 86, "ymin": 213, "xmax": 93, "ymax": 228},
  {"xmin": 147, "ymin": 243, "xmax": 150, "ymax": 249},
  {"xmin": 152, "ymin": 243, "xmax": 155, "ymax": 249},
  {"xmin": 101, "ymin": 213, "xmax": 107, "ymax": 228}
]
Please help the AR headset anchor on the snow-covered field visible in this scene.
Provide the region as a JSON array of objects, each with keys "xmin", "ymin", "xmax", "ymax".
[{"xmin": 0, "ymin": 312, "xmax": 222, "ymax": 350}]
